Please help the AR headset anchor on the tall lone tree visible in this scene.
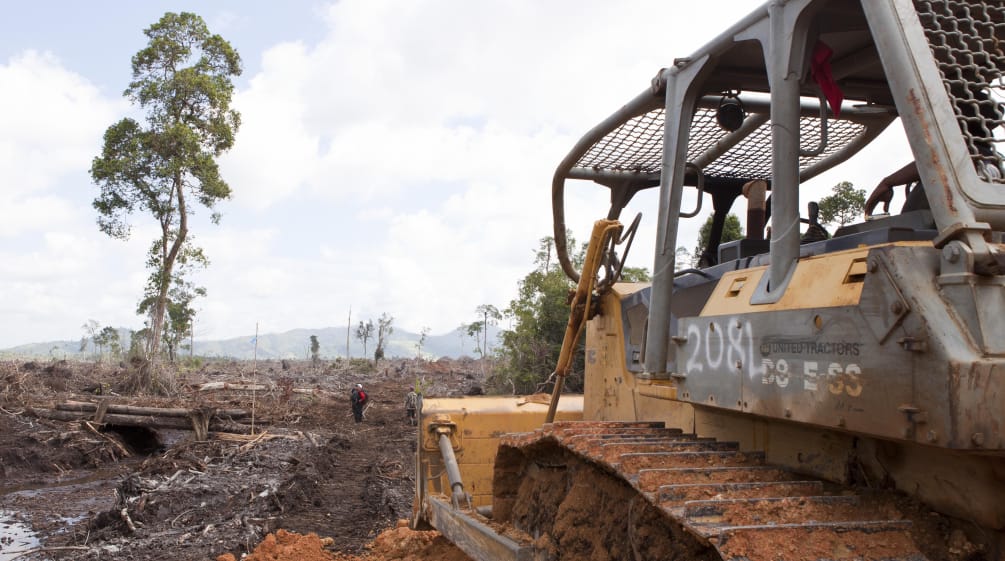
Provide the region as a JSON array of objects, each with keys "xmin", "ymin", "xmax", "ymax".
[{"xmin": 90, "ymin": 12, "xmax": 241, "ymax": 362}]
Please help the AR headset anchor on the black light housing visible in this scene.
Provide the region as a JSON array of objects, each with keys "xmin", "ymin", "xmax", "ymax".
[{"xmin": 716, "ymin": 92, "xmax": 746, "ymax": 132}]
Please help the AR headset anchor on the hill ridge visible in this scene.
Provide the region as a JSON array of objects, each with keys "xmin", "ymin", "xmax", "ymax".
[{"xmin": 0, "ymin": 325, "xmax": 501, "ymax": 360}]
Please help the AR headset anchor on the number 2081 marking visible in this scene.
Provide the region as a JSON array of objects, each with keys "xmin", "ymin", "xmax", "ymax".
[{"xmin": 760, "ymin": 359, "xmax": 862, "ymax": 397}]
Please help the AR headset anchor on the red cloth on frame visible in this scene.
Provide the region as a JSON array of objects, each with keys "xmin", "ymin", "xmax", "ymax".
[{"xmin": 811, "ymin": 41, "xmax": 843, "ymax": 117}]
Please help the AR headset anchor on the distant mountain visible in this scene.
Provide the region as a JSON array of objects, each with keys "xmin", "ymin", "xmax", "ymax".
[{"xmin": 0, "ymin": 325, "xmax": 502, "ymax": 361}]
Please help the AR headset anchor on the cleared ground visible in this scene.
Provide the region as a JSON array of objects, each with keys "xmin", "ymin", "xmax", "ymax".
[{"xmin": 0, "ymin": 356, "xmax": 482, "ymax": 561}]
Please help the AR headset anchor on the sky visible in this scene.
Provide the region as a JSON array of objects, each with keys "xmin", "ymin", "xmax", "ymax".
[{"xmin": 0, "ymin": 0, "xmax": 914, "ymax": 350}]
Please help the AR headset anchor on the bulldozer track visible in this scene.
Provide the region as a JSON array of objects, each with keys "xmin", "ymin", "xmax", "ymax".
[{"xmin": 495, "ymin": 420, "xmax": 929, "ymax": 561}]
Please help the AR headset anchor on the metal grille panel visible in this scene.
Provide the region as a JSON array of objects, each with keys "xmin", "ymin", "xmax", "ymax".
[
  {"xmin": 574, "ymin": 107, "xmax": 866, "ymax": 182},
  {"xmin": 916, "ymin": 0, "xmax": 1005, "ymax": 183},
  {"xmin": 576, "ymin": 109, "xmax": 666, "ymax": 175}
]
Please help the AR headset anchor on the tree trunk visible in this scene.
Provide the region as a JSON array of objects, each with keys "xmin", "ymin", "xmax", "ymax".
[
  {"xmin": 30, "ymin": 408, "xmax": 259, "ymax": 433},
  {"xmin": 147, "ymin": 174, "xmax": 188, "ymax": 361},
  {"xmin": 195, "ymin": 381, "xmax": 269, "ymax": 391},
  {"xmin": 56, "ymin": 400, "xmax": 251, "ymax": 418}
]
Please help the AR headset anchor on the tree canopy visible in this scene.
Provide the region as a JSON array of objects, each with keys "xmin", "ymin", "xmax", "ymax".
[
  {"xmin": 355, "ymin": 320, "xmax": 374, "ymax": 358},
  {"xmin": 90, "ymin": 12, "xmax": 241, "ymax": 371},
  {"xmin": 468, "ymin": 305, "xmax": 502, "ymax": 357},
  {"xmin": 95, "ymin": 327, "xmax": 123, "ymax": 361},
  {"xmin": 817, "ymin": 181, "xmax": 866, "ymax": 228},
  {"xmin": 492, "ymin": 237, "xmax": 578, "ymax": 394},
  {"xmin": 491, "ymin": 234, "xmax": 650, "ymax": 395},
  {"xmin": 692, "ymin": 213, "xmax": 743, "ymax": 267}
]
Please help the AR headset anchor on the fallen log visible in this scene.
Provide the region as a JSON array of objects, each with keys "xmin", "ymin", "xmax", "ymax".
[
  {"xmin": 192, "ymin": 382, "xmax": 329, "ymax": 395},
  {"xmin": 216, "ymin": 432, "xmax": 302, "ymax": 443},
  {"xmin": 56, "ymin": 400, "xmax": 250, "ymax": 419},
  {"xmin": 28, "ymin": 408, "xmax": 263, "ymax": 434},
  {"xmin": 194, "ymin": 381, "xmax": 270, "ymax": 392}
]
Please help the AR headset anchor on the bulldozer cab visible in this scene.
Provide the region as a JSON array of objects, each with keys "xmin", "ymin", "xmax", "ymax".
[{"xmin": 551, "ymin": 0, "xmax": 1005, "ymax": 374}]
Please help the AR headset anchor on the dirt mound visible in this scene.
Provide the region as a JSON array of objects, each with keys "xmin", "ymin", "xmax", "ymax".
[
  {"xmin": 217, "ymin": 529, "xmax": 336, "ymax": 561},
  {"xmin": 363, "ymin": 524, "xmax": 473, "ymax": 561},
  {"xmin": 215, "ymin": 524, "xmax": 472, "ymax": 561}
]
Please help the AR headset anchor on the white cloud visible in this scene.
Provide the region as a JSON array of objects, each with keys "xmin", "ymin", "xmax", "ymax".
[
  {"xmin": 169, "ymin": 0, "xmax": 773, "ymax": 342},
  {"xmin": 0, "ymin": 50, "xmax": 123, "ymax": 199},
  {"xmin": 0, "ymin": 195, "xmax": 77, "ymax": 238},
  {"xmin": 222, "ymin": 0, "xmax": 769, "ymax": 210},
  {"xmin": 220, "ymin": 42, "xmax": 319, "ymax": 210},
  {"xmin": 0, "ymin": 50, "xmax": 147, "ymax": 345},
  {"xmin": 0, "ymin": 230, "xmax": 150, "ymax": 344}
]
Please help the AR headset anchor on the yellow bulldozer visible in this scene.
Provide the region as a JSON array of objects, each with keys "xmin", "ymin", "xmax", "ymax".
[{"xmin": 413, "ymin": 1, "xmax": 1005, "ymax": 559}]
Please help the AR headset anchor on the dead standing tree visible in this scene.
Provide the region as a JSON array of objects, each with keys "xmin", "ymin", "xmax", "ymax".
[{"xmin": 374, "ymin": 313, "xmax": 394, "ymax": 364}]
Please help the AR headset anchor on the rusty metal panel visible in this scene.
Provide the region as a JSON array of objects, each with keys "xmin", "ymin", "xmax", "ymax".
[
  {"xmin": 879, "ymin": 244, "xmax": 1005, "ymax": 449},
  {"xmin": 952, "ymin": 361, "xmax": 1005, "ymax": 450},
  {"xmin": 677, "ymin": 306, "xmax": 916, "ymax": 442},
  {"xmin": 671, "ymin": 243, "xmax": 1005, "ymax": 451},
  {"xmin": 673, "ymin": 315, "xmax": 747, "ymax": 412},
  {"xmin": 858, "ymin": 256, "xmax": 910, "ymax": 344}
]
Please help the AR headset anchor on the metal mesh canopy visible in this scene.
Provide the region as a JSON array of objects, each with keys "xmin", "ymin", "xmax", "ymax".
[
  {"xmin": 573, "ymin": 106, "xmax": 866, "ymax": 183},
  {"xmin": 917, "ymin": 0, "xmax": 1005, "ymax": 183},
  {"xmin": 575, "ymin": 109, "xmax": 666, "ymax": 177}
]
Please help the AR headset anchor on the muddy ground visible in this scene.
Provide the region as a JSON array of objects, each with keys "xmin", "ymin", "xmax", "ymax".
[{"xmin": 0, "ymin": 356, "xmax": 480, "ymax": 561}]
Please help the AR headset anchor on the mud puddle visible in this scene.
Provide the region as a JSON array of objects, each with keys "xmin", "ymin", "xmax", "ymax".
[
  {"xmin": 1, "ymin": 463, "xmax": 134, "ymax": 496},
  {"xmin": 0, "ymin": 510, "xmax": 40, "ymax": 561}
]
